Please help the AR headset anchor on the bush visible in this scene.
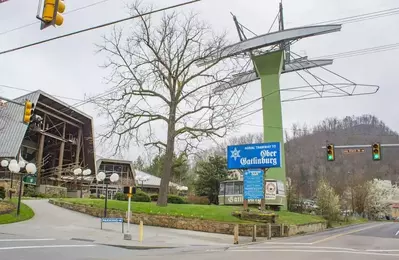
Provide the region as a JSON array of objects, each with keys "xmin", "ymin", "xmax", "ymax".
[
  {"xmin": 114, "ymin": 192, "xmax": 127, "ymax": 201},
  {"xmin": 0, "ymin": 187, "xmax": 5, "ymax": 200},
  {"xmin": 132, "ymin": 190, "xmax": 151, "ymax": 202},
  {"xmin": 150, "ymin": 194, "xmax": 158, "ymax": 201},
  {"xmin": 23, "ymin": 185, "xmax": 38, "ymax": 197},
  {"xmin": 100, "ymin": 194, "xmax": 105, "ymax": 199},
  {"xmin": 186, "ymin": 195, "xmax": 209, "ymax": 205},
  {"xmin": 89, "ymin": 194, "xmax": 97, "ymax": 199},
  {"xmin": 167, "ymin": 195, "xmax": 186, "ymax": 204}
]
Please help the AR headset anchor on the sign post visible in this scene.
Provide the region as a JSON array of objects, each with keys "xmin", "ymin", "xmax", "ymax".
[
  {"xmin": 243, "ymin": 169, "xmax": 265, "ymax": 210},
  {"xmin": 227, "ymin": 142, "xmax": 282, "ymax": 210},
  {"xmin": 100, "ymin": 218, "xmax": 124, "ymax": 233},
  {"xmin": 123, "ymin": 186, "xmax": 135, "ymax": 241}
]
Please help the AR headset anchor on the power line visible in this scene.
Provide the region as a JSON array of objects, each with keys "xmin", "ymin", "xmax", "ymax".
[
  {"xmin": 312, "ymin": 42, "xmax": 399, "ymax": 60},
  {"xmin": 308, "ymin": 7, "xmax": 399, "ymax": 25},
  {"xmin": 0, "ymin": 0, "xmax": 112, "ymax": 36},
  {"xmin": 0, "ymin": 0, "xmax": 201, "ymax": 56},
  {"xmin": 0, "ymin": 84, "xmax": 84, "ymax": 102}
]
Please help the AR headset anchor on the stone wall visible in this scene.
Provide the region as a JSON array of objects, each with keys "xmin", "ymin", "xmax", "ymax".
[
  {"xmin": 0, "ymin": 179, "xmax": 23, "ymax": 199},
  {"xmin": 49, "ymin": 200, "xmax": 325, "ymax": 237},
  {"xmin": 287, "ymin": 222, "xmax": 327, "ymax": 236},
  {"xmin": 38, "ymin": 185, "xmax": 67, "ymax": 197}
]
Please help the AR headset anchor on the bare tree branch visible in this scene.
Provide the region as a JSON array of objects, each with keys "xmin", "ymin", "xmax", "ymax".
[{"xmin": 94, "ymin": 2, "xmax": 248, "ymax": 206}]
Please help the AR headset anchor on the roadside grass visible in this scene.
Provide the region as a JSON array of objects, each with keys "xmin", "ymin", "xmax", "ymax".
[
  {"xmin": 331, "ymin": 217, "xmax": 368, "ymax": 228},
  {"xmin": 58, "ymin": 198, "xmax": 325, "ymax": 225},
  {"xmin": 0, "ymin": 199, "xmax": 35, "ymax": 224}
]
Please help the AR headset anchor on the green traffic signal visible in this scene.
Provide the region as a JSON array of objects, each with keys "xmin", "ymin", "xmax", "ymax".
[
  {"xmin": 372, "ymin": 143, "xmax": 381, "ymax": 161},
  {"xmin": 326, "ymin": 144, "xmax": 335, "ymax": 161}
]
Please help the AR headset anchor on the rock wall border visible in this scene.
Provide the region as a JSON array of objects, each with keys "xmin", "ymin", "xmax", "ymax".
[{"xmin": 49, "ymin": 199, "xmax": 326, "ymax": 237}]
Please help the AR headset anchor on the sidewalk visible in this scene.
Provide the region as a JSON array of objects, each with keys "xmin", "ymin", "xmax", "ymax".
[{"xmin": 0, "ymin": 200, "xmax": 261, "ymax": 248}]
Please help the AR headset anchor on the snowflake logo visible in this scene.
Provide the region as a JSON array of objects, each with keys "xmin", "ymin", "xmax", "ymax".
[{"xmin": 230, "ymin": 148, "xmax": 241, "ymax": 161}]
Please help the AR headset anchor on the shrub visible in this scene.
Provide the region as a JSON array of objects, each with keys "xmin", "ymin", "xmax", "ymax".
[
  {"xmin": 114, "ymin": 192, "xmax": 127, "ymax": 201},
  {"xmin": 0, "ymin": 187, "xmax": 5, "ymax": 200},
  {"xmin": 167, "ymin": 195, "xmax": 186, "ymax": 204},
  {"xmin": 100, "ymin": 194, "xmax": 105, "ymax": 199},
  {"xmin": 186, "ymin": 195, "xmax": 209, "ymax": 205},
  {"xmin": 23, "ymin": 185, "xmax": 38, "ymax": 197},
  {"xmin": 150, "ymin": 194, "xmax": 158, "ymax": 201},
  {"xmin": 89, "ymin": 194, "xmax": 97, "ymax": 199},
  {"xmin": 132, "ymin": 190, "xmax": 151, "ymax": 202}
]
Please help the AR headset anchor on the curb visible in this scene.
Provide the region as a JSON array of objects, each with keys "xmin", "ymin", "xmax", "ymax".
[{"xmin": 100, "ymin": 243, "xmax": 177, "ymax": 250}]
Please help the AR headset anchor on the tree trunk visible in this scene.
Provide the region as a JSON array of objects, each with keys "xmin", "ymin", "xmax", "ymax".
[{"xmin": 157, "ymin": 104, "xmax": 176, "ymax": 206}]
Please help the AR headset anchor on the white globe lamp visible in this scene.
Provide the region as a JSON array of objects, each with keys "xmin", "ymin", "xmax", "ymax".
[
  {"xmin": 110, "ymin": 173, "xmax": 119, "ymax": 183},
  {"xmin": 8, "ymin": 161, "xmax": 20, "ymax": 173},
  {"xmin": 25, "ymin": 163, "xmax": 37, "ymax": 174},
  {"xmin": 73, "ymin": 168, "xmax": 82, "ymax": 176},
  {"xmin": 1, "ymin": 160, "xmax": 9, "ymax": 167},
  {"xmin": 83, "ymin": 169, "xmax": 91, "ymax": 176},
  {"xmin": 96, "ymin": 171, "xmax": 106, "ymax": 182},
  {"xmin": 18, "ymin": 161, "xmax": 26, "ymax": 168}
]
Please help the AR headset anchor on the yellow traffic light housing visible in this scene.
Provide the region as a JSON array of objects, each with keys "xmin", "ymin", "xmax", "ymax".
[
  {"xmin": 37, "ymin": 0, "xmax": 65, "ymax": 30},
  {"xmin": 326, "ymin": 144, "xmax": 335, "ymax": 161},
  {"xmin": 372, "ymin": 143, "xmax": 381, "ymax": 160},
  {"xmin": 23, "ymin": 100, "xmax": 34, "ymax": 124}
]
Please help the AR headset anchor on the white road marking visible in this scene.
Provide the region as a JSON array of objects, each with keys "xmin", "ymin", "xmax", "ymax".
[
  {"xmin": 0, "ymin": 238, "xmax": 56, "ymax": 242},
  {"xmin": 395, "ymin": 230, "xmax": 399, "ymax": 236},
  {"xmin": 229, "ymin": 249, "xmax": 399, "ymax": 257},
  {"xmin": 246, "ymin": 246, "xmax": 357, "ymax": 251},
  {"xmin": 0, "ymin": 245, "xmax": 96, "ymax": 250},
  {"xmin": 253, "ymin": 242, "xmax": 313, "ymax": 245},
  {"xmin": 367, "ymin": 249, "xmax": 399, "ymax": 252},
  {"xmin": 312, "ymin": 223, "xmax": 386, "ymax": 244}
]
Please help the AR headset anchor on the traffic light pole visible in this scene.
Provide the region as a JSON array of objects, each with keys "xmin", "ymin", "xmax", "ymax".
[
  {"xmin": 0, "ymin": 96, "xmax": 24, "ymax": 106},
  {"xmin": 322, "ymin": 144, "xmax": 399, "ymax": 149}
]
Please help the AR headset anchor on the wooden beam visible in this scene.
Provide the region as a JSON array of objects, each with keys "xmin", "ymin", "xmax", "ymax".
[
  {"xmin": 35, "ymin": 106, "xmax": 82, "ymax": 127},
  {"xmin": 57, "ymin": 123, "xmax": 66, "ymax": 186}
]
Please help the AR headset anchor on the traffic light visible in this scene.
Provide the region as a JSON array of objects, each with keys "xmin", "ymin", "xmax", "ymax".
[
  {"xmin": 372, "ymin": 143, "xmax": 381, "ymax": 160},
  {"xmin": 40, "ymin": 0, "xmax": 65, "ymax": 30},
  {"xmin": 123, "ymin": 186, "xmax": 136, "ymax": 195},
  {"xmin": 326, "ymin": 144, "xmax": 335, "ymax": 161},
  {"xmin": 23, "ymin": 100, "xmax": 34, "ymax": 124}
]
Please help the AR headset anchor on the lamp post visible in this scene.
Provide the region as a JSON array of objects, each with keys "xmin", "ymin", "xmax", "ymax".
[
  {"xmin": 136, "ymin": 175, "xmax": 149, "ymax": 190},
  {"xmin": 96, "ymin": 172, "xmax": 119, "ymax": 217},
  {"xmin": 73, "ymin": 168, "xmax": 91, "ymax": 198},
  {"xmin": 1, "ymin": 159, "xmax": 15, "ymax": 199},
  {"xmin": 1, "ymin": 159, "xmax": 37, "ymax": 216}
]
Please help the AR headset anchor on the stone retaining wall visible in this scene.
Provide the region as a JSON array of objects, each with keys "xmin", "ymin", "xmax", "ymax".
[{"xmin": 49, "ymin": 200, "xmax": 326, "ymax": 237}]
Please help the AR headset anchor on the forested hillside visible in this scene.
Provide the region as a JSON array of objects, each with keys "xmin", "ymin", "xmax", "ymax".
[{"xmin": 285, "ymin": 114, "xmax": 399, "ymax": 198}]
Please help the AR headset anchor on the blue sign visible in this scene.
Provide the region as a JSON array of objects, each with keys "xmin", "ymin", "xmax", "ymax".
[
  {"xmin": 227, "ymin": 142, "xmax": 282, "ymax": 169},
  {"xmin": 101, "ymin": 218, "xmax": 123, "ymax": 223},
  {"xmin": 243, "ymin": 169, "xmax": 264, "ymax": 199}
]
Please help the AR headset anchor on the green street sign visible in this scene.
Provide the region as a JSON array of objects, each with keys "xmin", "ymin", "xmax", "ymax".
[{"xmin": 23, "ymin": 175, "xmax": 36, "ymax": 185}]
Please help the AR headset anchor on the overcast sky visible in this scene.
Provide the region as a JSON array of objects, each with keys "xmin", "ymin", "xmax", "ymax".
[{"xmin": 0, "ymin": 0, "xmax": 398, "ymax": 161}]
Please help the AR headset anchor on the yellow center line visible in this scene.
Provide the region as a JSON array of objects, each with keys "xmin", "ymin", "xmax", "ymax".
[{"xmin": 312, "ymin": 223, "xmax": 386, "ymax": 244}]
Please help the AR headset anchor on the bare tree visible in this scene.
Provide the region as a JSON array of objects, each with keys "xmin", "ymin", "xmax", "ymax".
[{"xmin": 95, "ymin": 3, "xmax": 246, "ymax": 206}]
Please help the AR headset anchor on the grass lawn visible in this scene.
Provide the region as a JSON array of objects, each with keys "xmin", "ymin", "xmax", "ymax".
[
  {"xmin": 59, "ymin": 198, "xmax": 325, "ymax": 225},
  {"xmin": 0, "ymin": 199, "xmax": 35, "ymax": 224},
  {"xmin": 331, "ymin": 217, "xmax": 368, "ymax": 228}
]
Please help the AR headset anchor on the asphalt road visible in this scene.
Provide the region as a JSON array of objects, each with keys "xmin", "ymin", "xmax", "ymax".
[
  {"xmin": 3, "ymin": 222, "xmax": 399, "ymax": 260},
  {"xmin": 2, "ymin": 199, "xmax": 399, "ymax": 259},
  {"xmin": 0, "ymin": 233, "xmax": 135, "ymax": 260}
]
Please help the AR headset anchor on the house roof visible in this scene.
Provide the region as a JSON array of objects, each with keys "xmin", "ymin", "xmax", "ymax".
[
  {"xmin": 95, "ymin": 157, "xmax": 136, "ymax": 177},
  {"xmin": 0, "ymin": 90, "xmax": 92, "ymax": 158},
  {"xmin": 134, "ymin": 169, "xmax": 187, "ymax": 189},
  {"xmin": 95, "ymin": 157, "xmax": 187, "ymax": 189}
]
